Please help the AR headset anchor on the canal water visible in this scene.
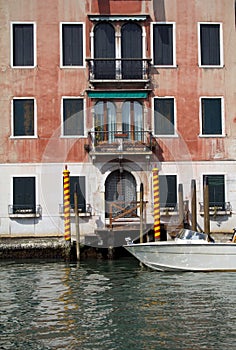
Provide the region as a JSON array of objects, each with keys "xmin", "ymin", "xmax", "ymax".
[{"xmin": 0, "ymin": 258, "xmax": 235, "ymax": 350}]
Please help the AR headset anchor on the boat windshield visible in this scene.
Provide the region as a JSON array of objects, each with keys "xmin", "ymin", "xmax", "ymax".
[{"xmin": 177, "ymin": 229, "xmax": 207, "ymax": 241}]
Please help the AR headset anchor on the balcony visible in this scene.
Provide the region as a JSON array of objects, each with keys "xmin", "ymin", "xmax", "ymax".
[
  {"xmin": 85, "ymin": 130, "xmax": 155, "ymax": 159},
  {"xmin": 9, "ymin": 205, "xmax": 42, "ymax": 218},
  {"xmin": 199, "ymin": 202, "xmax": 232, "ymax": 216},
  {"xmin": 87, "ymin": 58, "xmax": 151, "ymax": 87}
]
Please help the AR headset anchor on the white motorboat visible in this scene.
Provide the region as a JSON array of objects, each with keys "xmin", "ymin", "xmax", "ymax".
[{"xmin": 124, "ymin": 229, "xmax": 236, "ymax": 272}]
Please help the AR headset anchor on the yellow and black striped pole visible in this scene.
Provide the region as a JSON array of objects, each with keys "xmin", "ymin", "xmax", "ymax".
[
  {"xmin": 63, "ymin": 165, "xmax": 71, "ymax": 242},
  {"xmin": 153, "ymin": 168, "xmax": 160, "ymax": 241}
]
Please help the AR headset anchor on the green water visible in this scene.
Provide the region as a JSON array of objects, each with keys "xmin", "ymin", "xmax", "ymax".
[{"xmin": 0, "ymin": 258, "xmax": 235, "ymax": 350}]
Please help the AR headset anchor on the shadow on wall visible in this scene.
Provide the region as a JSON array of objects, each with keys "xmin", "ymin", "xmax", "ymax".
[{"xmin": 153, "ymin": 0, "xmax": 166, "ymax": 21}]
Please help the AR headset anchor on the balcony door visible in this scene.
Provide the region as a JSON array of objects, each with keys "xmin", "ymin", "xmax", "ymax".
[
  {"xmin": 105, "ymin": 170, "xmax": 137, "ymax": 218},
  {"xmin": 94, "ymin": 23, "xmax": 115, "ymax": 79},
  {"xmin": 121, "ymin": 23, "xmax": 142, "ymax": 79}
]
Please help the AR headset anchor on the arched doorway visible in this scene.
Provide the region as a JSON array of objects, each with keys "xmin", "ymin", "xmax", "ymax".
[{"xmin": 105, "ymin": 170, "xmax": 137, "ymax": 218}]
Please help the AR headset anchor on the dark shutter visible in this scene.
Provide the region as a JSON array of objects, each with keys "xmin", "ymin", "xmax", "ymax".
[
  {"xmin": 200, "ymin": 24, "xmax": 220, "ymax": 65},
  {"xmin": 204, "ymin": 175, "xmax": 225, "ymax": 209},
  {"xmin": 62, "ymin": 24, "xmax": 83, "ymax": 66},
  {"xmin": 202, "ymin": 98, "xmax": 222, "ymax": 135},
  {"xmin": 13, "ymin": 24, "xmax": 34, "ymax": 66},
  {"xmin": 63, "ymin": 99, "xmax": 84, "ymax": 135},
  {"xmin": 153, "ymin": 24, "xmax": 173, "ymax": 65},
  {"xmin": 94, "ymin": 23, "xmax": 115, "ymax": 79},
  {"xmin": 121, "ymin": 23, "xmax": 142, "ymax": 79},
  {"xmin": 13, "ymin": 177, "xmax": 35, "ymax": 213},
  {"xmin": 13, "ymin": 99, "xmax": 34, "ymax": 136},
  {"xmin": 159, "ymin": 175, "xmax": 177, "ymax": 208},
  {"xmin": 70, "ymin": 176, "xmax": 86, "ymax": 212},
  {"xmin": 154, "ymin": 98, "xmax": 174, "ymax": 135}
]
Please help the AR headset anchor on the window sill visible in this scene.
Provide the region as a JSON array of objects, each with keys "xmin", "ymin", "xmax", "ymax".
[
  {"xmin": 198, "ymin": 134, "xmax": 225, "ymax": 138},
  {"xmin": 9, "ymin": 213, "xmax": 41, "ymax": 218},
  {"xmin": 10, "ymin": 135, "xmax": 38, "ymax": 139},
  {"xmin": 59, "ymin": 212, "xmax": 92, "ymax": 217},
  {"xmin": 199, "ymin": 210, "xmax": 231, "ymax": 216}
]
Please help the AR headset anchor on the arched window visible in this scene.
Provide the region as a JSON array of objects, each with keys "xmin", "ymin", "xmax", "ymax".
[
  {"xmin": 122, "ymin": 101, "xmax": 143, "ymax": 141},
  {"xmin": 94, "ymin": 101, "xmax": 116, "ymax": 143},
  {"xmin": 94, "ymin": 23, "xmax": 115, "ymax": 79},
  {"xmin": 121, "ymin": 23, "xmax": 142, "ymax": 79}
]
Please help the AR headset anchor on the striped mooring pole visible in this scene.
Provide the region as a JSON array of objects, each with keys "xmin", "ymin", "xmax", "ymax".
[
  {"xmin": 63, "ymin": 165, "xmax": 71, "ymax": 242},
  {"xmin": 153, "ymin": 168, "xmax": 160, "ymax": 241}
]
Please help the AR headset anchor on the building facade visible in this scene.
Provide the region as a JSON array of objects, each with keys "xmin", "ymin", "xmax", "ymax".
[{"xmin": 0, "ymin": 0, "xmax": 236, "ymax": 245}]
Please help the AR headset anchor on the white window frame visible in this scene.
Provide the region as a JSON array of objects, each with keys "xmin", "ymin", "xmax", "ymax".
[
  {"xmin": 11, "ymin": 97, "xmax": 37, "ymax": 138},
  {"xmin": 60, "ymin": 22, "xmax": 86, "ymax": 68},
  {"xmin": 200, "ymin": 172, "xmax": 227, "ymax": 206},
  {"xmin": 199, "ymin": 96, "xmax": 225, "ymax": 137},
  {"xmin": 198, "ymin": 22, "xmax": 224, "ymax": 68},
  {"xmin": 61, "ymin": 96, "xmax": 86, "ymax": 138},
  {"xmin": 152, "ymin": 96, "xmax": 178, "ymax": 137},
  {"xmin": 10, "ymin": 174, "xmax": 39, "ymax": 216},
  {"xmin": 11, "ymin": 22, "xmax": 37, "ymax": 68},
  {"xmin": 151, "ymin": 22, "xmax": 176, "ymax": 67}
]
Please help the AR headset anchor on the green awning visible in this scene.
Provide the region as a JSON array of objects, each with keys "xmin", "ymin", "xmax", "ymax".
[
  {"xmin": 87, "ymin": 91, "xmax": 148, "ymax": 99},
  {"xmin": 88, "ymin": 15, "xmax": 148, "ymax": 22}
]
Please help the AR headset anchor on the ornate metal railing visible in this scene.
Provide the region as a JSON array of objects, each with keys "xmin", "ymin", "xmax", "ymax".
[
  {"xmin": 8, "ymin": 204, "xmax": 42, "ymax": 216},
  {"xmin": 86, "ymin": 58, "xmax": 151, "ymax": 81},
  {"xmin": 86, "ymin": 130, "xmax": 156, "ymax": 153},
  {"xmin": 199, "ymin": 202, "xmax": 232, "ymax": 215}
]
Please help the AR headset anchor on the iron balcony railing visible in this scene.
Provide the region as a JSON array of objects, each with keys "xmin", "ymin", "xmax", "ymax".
[
  {"xmin": 86, "ymin": 130, "xmax": 156, "ymax": 153},
  {"xmin": 8, "ymin": 204, "xmax": 42, "ymax": 216},
  {"xmin": 59, "ymin": 204, "xmax": 92, "ymax": 216},
  {"xmin": 86, "ymin": 58, "xmax": 151, "ymax": 81},
  {"xmin": 199, "ymin": 202, "xmax": 232, "ymax": 215}
]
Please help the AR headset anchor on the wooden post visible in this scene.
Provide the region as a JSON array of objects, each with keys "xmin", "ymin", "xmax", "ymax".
[
  {"xmin": 140, "ymin": 183, "xmax": 144, "ymax": 243},
  {"xmin": 204, "ymin": 176, "xmax": 210, "ymax": 235},
  {"xmin": 63, "ymin": 165, "xmax": 71, "ymax": 242},
  {"xmin": 178, "ymin": 184, "xmax": 184, "ymax": 229},
  {"xmin": 191, "ymin": 179, "xmax": 197, "ymax": 231},
  {"xmin": 152, "ymin": 168, "xmax": 160, "ymax": 241},
  {"xmin": 74, "ymin": 184, "xmax": 80, "ymax": 261}
]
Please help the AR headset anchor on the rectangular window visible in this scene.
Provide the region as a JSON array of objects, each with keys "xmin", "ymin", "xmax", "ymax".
[
  {"xmin": 159, "ymin": 175, "xmax": 177, "ymax": 208},
  {"xmin": 62, "ymin": 98, "xmax": 84, "ymax": 136},
  {"xmin": 153, "ymin": 23, "xmax": 175, "ymax": 66},
  {"xmin": 13, "ymin": 177, "xmax": 36, "ymax": 214},
  {"xmin": 61, "ymin": 23, "xmax": 84, "ymax": 66},
  {"xmin": 12, "ymin": 98, "xmax": 35, "ymax": 137},
  {"xmin": 12, "ymin": 23, "xmax": 35, "ymax": 67},
  {"xmin": 154, "ymin": 97, "xmax": 175, "ymax": 135},
  {"xmin": 203, "ymin": 175, "xmax": 225, "ymax": 209},
  {"xmin": 199, "ymin": 23, "xmax": 222, "ymax": 67},
  {"xmin": 69, "ymin": 176, "xmax": 86, "ymax": 213},
  {"xmin": 201, "ymin": 97, "xmax": 223, "ymax": 135}
]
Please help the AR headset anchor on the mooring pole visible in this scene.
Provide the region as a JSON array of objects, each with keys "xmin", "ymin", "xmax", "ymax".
[
  {"xmin": 152, "ymin": 168, "xmax": 160, "ymax": 241},
  {"xmin": 63, "ymin": 165, "xmax": 71, "ymax": 242},
  {"xmin": 140, "ymin": 183, "xmax": 144, "ymax": 243},
  {"xmin": 74, "ymin": 184, "xmax": 80, "ymax": 260},
  {"xmin": 203, "ymin": 176, "xmax": 210, "ymax": 235},
  {"xmin": 178, "ymin": 184, "xmax": 184, "ymax": 229},
  {"xmin": 191, "ymin": 179, "xmax": 197, "ymax": 231}
]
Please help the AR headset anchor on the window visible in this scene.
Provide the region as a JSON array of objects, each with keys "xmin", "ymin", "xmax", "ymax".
[
  {"xmin": 199, "ymin": 23, "xmax": 223, "ymax": 67},
  {"xmin": 12, "ymin": 23, "xmax": 35, "ymax": 67},
  {"xmin": 152, "ymin": 23, "xmax": 175, "ymax": 66},
  {"xmin": 12, "ymin": 98, "xmax": 35, "ymax": 137},
  {"xmin": 62, "ymin": 98, "xmax": 84, "ymax": 136},
  {"xmin": 61, "ymin": 23, "xmax": 84, "ymax": 67},
  {"xmin": 13, "ymin": 177, "xmax": 36, "ymax": 214},
  {"xmin": 93, "ymin": 21, "xmax": 144, "ymax": 79},
  {"xmin": 154, "ymin": 97, "xmax": 175, "ymax": 135},
  {"xmin": 94, "ymin": 100, "xmax": 144, "ymax": 143},
  {"xmin": 69, "ymin": 176, "xmax": 86, "ymax": 213},
  {"xmin": 203, "ymin": 175, "xmax": 225, "ymax": 209},
  {"xmin": 159, "ymin": 175, "xmax": 177, "ymax": 208},
  {"xmin": 200, "ymin": 97, "xmax": 223, "ymax": 135}
]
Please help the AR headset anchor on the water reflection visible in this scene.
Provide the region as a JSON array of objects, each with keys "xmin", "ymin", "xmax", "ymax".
[{"xmin": 0, "ymin": 260, "xmax": 236, "ymax": 350}]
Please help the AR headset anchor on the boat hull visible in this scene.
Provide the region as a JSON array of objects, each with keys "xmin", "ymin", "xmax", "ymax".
[{"xmin": 124, "ymin": 242, "xmax": 236, "ymax": 272}]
